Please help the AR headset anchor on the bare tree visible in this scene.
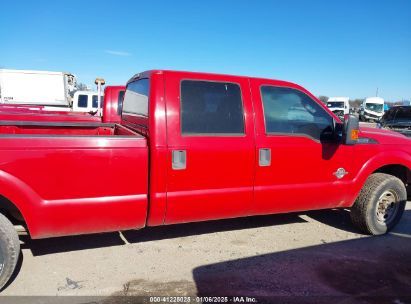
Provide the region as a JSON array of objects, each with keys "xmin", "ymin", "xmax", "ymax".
[
  {"xmin": 318, "ymin": 96, "xmax": 329, "ymax": 104},
  {"xmin": 349, "ymin": 99, "xmax": 364, "ymax": 109},
  {"xmin": 76, "ymin": 82, "xmax": 88, "ymax": 91}
]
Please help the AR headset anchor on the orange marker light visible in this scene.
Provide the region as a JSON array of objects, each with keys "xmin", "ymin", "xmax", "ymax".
[{"xmin": 351, "ymin": 129, "xmax": 359, "ymax": 140}]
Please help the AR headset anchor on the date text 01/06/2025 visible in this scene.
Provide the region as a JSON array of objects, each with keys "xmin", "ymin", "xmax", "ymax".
[{"xmin": 149, "ymin": 296, "xmax": 257, "ymax": 303}]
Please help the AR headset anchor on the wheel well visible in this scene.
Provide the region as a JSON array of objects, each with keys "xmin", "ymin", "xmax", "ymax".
[
  {"xmin": 0, "ymin": 195, "xmax": 26, "ymax": 225},
  {"xmin": 374, "ymin": 164, "xmax": 410, "ymax": 188}
]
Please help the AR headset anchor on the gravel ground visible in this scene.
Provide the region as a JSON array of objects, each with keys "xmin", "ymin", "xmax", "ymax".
[{"xmin": 1, "ymin": 203, "xmax": 410, "ymax": 303}]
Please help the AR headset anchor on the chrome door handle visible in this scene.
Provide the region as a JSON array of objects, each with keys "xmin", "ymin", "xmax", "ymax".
[
  {"xmin": 259, "ymin": 148, "xmax": 271, "ymax": 166},
  {"xmin": 172, "ymin": 150, "xmax": 186, "ymax": 170}
]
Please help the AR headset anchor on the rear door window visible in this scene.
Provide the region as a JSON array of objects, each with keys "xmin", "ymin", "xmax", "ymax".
[{"xmin": 180, "ymin": 80, "xmax": 245, "ymax": 135}]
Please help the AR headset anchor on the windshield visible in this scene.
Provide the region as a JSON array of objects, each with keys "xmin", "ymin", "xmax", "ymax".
[
  {"xmin": 327, "ymin": 102, "xmax": 345, "ymax": 108},
  {"xmin": 365, "ymin": 103, "xmax": 383, "ymax": 113}
]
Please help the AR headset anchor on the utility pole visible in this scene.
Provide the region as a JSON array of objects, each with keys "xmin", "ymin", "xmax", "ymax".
[
  {"xmin": 376, "ymin": 87, "xmax": 379, "ymax": 97},
  {"xmin": 95, "ymin": 78, "xmax": 105, "ymax": 116}
]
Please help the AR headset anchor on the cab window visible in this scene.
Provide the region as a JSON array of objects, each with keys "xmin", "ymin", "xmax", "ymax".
[
  {"xmin": 78, "ymin": 95, "xmax": 88, "ymax": 108},
  {"xmin": 123, "ymin": 79, "xmax": 150, "ymax": 116},
  {"xmin": 117, "ymin": 90, "xmax": 125, "ymax": 115},
  {"xmin": 92, "ymin": 95, "xmax": 103, "ymax": 108}
]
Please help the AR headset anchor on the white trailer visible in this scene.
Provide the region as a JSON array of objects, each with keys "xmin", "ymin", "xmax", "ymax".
[{"xmin": 0, "ymin": 69, "xmax": 76, "ymax": 108}]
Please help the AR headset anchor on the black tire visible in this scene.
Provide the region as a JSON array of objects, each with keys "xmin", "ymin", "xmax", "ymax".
[
  {"xmin": 351, "ymin": 173, "xmax": 407, "ymax": 235},
  {"xmin": 0, "ymin": 213, "xmax": 20, "ymax": 290}
]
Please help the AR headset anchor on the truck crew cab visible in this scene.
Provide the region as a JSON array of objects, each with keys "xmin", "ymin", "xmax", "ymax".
[{"xmin": 0, "ymin": 70, "xmax": 409, "ymax": 290}]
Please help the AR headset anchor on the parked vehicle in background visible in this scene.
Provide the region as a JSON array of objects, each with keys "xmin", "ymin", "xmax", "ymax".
[
  {"xmin": 102, "ymin": 85, "xmax": 125, "ymax": 123},
  {"xmin": 379, "ymin": 106, "xmax": 411, "ymax": 137},
  {"xmin": 0, "ymin": 70, "xmax": 409, "ymax": 290},
  {"xmin": 360, "ymin": 97, "xmax": 385, "ymax": 122},
  {"xmin": 0, "ymin": 86, "xmax": 125, "ymax": 123},
  {"xmin": 72, "ymin": 90, "xmax": 103, "ymax": 113},
  {"xmin": 326, "ymin": 97, "xmax": 350, "ymax": 119},
  {"xmin": 0, "ymin": 69, "xmax": 76, "ymax": 110}
]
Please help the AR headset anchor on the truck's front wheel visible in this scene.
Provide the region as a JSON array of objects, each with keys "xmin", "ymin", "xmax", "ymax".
[
  {"xmin": 351, "ymin": 173, "xmax": 406, "ymax": 235},
  {"xmin": 0, "ymin": 213, "xmax": 20, "ymax": 290}
]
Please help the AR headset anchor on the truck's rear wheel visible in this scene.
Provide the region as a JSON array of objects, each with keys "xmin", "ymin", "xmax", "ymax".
[
  {"xmin": 351, "ymin": 173, "xmax": 406, "ymax": 235},
  {"xmin": 0, "ymin": 213, "xmax": 20, "ymax": 290}
]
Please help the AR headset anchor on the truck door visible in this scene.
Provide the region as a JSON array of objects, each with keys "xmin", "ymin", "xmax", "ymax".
[
  {"xmin": 164, "ymin": 73, "xmax": 255, "ymax": 224},
  {"xmin": 250, "ymin": 79, "xmax": 354, "ymax": 215}
]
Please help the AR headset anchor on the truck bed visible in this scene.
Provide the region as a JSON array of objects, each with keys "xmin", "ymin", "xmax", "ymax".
[
  {"xmin": 0, "ymin": 109, "xmax": 101, "ymax": 123},
  {"xmin": 0, "ymin": 121, "xmax": 148, "ymax": 238},
  {"xmin": 0, "ymin": 121, "xmax": 136, "ymax": 136}
]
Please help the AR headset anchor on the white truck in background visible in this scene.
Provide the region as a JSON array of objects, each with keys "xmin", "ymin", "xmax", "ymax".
[
  {"xmin": 0, "ymin": 69, "xmax": 76, "ymax": 111},
  {"xmin": 326, "ymin": 97, "xmax": 350, "ymax": 119},
  {"xmin": 72, "ymin": 90, "xmax": 104, "ymax": 113},
  {"xmin": 0, "ymin": 69, "xmax": 104, "ymax": 114},
  {"xmin": 360, "ymin": 97, "xmax": 385, "ymax": 122}
]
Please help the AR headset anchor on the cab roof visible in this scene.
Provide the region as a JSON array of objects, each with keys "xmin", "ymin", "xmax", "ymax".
[{"xmin": 127, "ymin": 69, "xmax": 304, "ymax": 91}]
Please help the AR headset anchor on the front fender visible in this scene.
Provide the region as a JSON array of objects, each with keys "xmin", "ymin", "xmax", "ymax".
[{"xmin": 345, "ymin": 150, "xmax": 411, "ymax": 206}]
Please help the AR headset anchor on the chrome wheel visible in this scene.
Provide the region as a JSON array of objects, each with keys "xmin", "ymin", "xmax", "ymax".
[{"xmin": 376, "ymin": 190, "xmax": 400, "ymax": 224}]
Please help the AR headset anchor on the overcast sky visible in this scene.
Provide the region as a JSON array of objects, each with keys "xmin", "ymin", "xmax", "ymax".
[{"xmin": 1, "ymin": 0, "xmax": 410, "ymax": 101}]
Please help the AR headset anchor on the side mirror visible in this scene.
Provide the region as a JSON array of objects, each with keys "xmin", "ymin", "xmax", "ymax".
[{"xmin": 343, "ymin": 114, "xmax": 359, "ymax": 145}]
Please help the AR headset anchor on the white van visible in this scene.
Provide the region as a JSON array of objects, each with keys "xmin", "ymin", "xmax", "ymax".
[
  {"xmin": 72, "ymin": 91, "xmax": 103, "ymax": 113},
  {"xmin": 326, "ymin": 97, "xmax": 350, "ymax": 119},
  {"xmin": 360, "ymin": 97, "xmax": 385, "ymax": 122}
]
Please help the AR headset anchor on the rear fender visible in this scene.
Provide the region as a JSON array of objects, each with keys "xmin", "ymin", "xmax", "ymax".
[
  {"xmin": 0, "ymin": 170, "xmax": 148, "ymax": 239},
  {"xmin": 0, "ymin": 170, "xmax": 42, "ymax": 234}
]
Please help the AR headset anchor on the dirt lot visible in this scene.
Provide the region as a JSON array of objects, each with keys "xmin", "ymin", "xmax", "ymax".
[{"xmin": 1, "ymin": 203, "xmax": 410, "ymax": 303}]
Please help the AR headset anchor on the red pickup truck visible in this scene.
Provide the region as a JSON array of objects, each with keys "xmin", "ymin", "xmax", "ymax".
[
  {"xmin": 0, "ymin": 70, "xmax": 409, "ymax": 289},
  {"xmin": 0, "ymin": 85, "xmax": 125, "ymax": 123}
]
